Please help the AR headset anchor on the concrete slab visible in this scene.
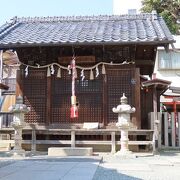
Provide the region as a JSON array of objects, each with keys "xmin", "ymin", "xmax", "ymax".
[
  {"xmin": 48, "ymin": 147, "xmax": 93, "ymax": 156},
  {"xmin": 142, "ymin": 158, "xmax": 173, "ymax": 166},
  {"xmin": 101, "ymin": 163, "xmax": 152, "ymax": 171},
  {"xmin": 0, "ymin": 156, "xmax": 101, "ymax": 180}
]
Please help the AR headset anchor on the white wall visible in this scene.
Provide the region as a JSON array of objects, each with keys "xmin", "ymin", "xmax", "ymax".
[
  {"xmin": 154, "ymin": 36, "xmax": 180, "ymax": 87},
  {"xmin": 113, "ymin": 0, "xmax": 142, "ymax": 15}
]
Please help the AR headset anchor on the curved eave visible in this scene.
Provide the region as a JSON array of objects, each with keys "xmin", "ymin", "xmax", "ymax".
[
  {"xmin": 142, "ymin": 78, "xmax": 171, "ymax": 91},
  {"xmin": 0, "ymin": 40, "xmax": 175, "ymax": 48}
]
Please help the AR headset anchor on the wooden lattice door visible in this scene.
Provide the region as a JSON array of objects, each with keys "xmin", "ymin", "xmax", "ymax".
[
  {"xmin": 20, "ymin": 65, "xmax": 139, "ymax": 126},
  {"xmin": 51, "ymin": 69, "xmax": 103, "ymax": 124},
  {"xmin": 106, "ymin": 66, "xmax": 136, "ymax": 123},
  {"xmin": 22, "ymin": 69, "xmax": 47, "ymax": 124}
]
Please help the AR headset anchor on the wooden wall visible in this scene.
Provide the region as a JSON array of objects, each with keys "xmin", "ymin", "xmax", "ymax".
[{"xmin": 16, "ymin": 45, "xmax": 156, "ymax": 128}]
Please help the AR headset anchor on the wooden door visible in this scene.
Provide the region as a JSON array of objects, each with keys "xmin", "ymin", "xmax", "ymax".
[
  {"xmin": 22, "ymin": 69, "xmax": 47, "ymax": 124},
  {"xmin": 106, "ymin": 65, "xmax": 139, "ymax": 126},
  {"xmin": 51, "ymin": 69, "xmax": 103, "ymax": 124}
]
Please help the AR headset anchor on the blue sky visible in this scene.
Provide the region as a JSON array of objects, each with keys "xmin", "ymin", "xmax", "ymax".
[{"xmin": 0, "ymin": 0, "xmax": 112, "ymax": 25}]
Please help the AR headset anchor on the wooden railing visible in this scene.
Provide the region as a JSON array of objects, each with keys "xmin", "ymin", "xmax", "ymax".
[
  {"xmin": 0, "ymin": 127, "xmax": 154, "ymax": 153},
  {"xmin": 149, "ymin": 112, "xmax": 180, "ymax": 149}
]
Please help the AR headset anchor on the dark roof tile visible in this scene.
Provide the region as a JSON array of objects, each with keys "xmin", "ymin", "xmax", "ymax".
[{"xmin": 0, "ymin": 14, "xmax": 174, "ymax": 47}]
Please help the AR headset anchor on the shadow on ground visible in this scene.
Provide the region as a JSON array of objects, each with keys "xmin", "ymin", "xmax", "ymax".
[{"xmin": 93, "ymin": 166, "xmax": 142, "ymax": 180}]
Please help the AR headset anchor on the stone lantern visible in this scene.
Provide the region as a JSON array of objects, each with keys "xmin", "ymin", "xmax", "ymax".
[
  {"xmin": 112, "ymin": 93, "xmax": 135, "ymax": 156},
  {"xmin": 9, "ymin": 95, "xmax": 30, "ymax": 157}
]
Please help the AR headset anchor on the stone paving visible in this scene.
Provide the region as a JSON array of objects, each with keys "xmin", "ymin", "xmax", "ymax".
[
  {"xmin": 0, "ymin": 151, "xmax": 180, "ymax": 180},
  {"xmin": 0, "ymin": 154, "xmax": 101, "ymax": 180},
  {"xmin": 93, "ymin": 151, "xmax": 180, "ymax": 180}
]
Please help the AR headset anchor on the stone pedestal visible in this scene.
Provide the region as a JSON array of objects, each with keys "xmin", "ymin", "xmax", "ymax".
[
  {"xmin": 116, "ymin": 127, "xmax": 135, "ymax": 157},
  {"xmin": 11, "ymin": 123, "xmax": 26, "ymax": 157},
  {"xmin": 112, "ymin": 93, "xmax": 136, "ymax": 157},
  {"xmin": 9, "ymin": 96, "xmax": 30, "ymax": 157},
  {"xmin": 48, "ymin": 147, "xmax": 93, "ymax": 156}
]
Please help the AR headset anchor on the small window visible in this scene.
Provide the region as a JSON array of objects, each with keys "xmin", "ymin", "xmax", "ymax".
[{"xmin": 158, "ymin": 50, "xmax": 180, "ymax": 69}]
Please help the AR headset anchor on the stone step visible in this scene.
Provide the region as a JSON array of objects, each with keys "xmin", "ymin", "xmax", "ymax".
[{"xmin": 48, "ymin": 147, "xmax": 93, "ymax": 156}]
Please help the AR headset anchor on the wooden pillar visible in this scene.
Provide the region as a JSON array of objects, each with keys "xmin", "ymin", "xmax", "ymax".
[
  {"xmin": 46, "ymin": 76, "xmax": 51, "ymax": 125},
  {"xmin": 153, "ymin": 86, "xmax": 158, "ymax": 121},
  {"xmin": 171, "ymin": 112, "xmax": 176, "ymax": 147},
  {"xmin": 111, "ymin": 131, "xmax": 116, "ymax": 154},
  {"xmin": 173, "ymin": 101, "xmax": 177, "ymax": 140},
  {"xmin": 16, "ymin": 69, "xmax": 23, "ymax": 97},
  {"xmin": 164, "ymin": 112, "xmax": 169, "ymax": 147},
  {"xmin": 134, "ymin": 68, "xmax": 141, "ymax": 128},
  {"xmin": 152, "ymin": 86, "xmax": 159, "ymax": 151},
  {"xmin": 178, "ymin": 112, "xmax": 180, "ymax": 147},
  {"xmin": 102, "ymin": 74, "xmax": 107, "ymax": 126},
  {"xmin": 31, "ymin": 127, "xmax": 36, "ymax": 152},
  {"xmin": 71, "ymin": 130, "xmax": 75, "ymax": 147},
  {"xmin": 158, "ymin": 112, "xmax": 162, "ymax": 149}
]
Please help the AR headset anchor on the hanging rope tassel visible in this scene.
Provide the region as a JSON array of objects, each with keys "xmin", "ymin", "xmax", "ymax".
[
  {"xmin": 50, "ymin": 64, "xmax": 55, "ymax": 75},
  {"xmin": 81, "ymin": 69, "xmax": 85, "ymax": 81},
  {"xmin": 47, "ymin": 66, "xmax": 51, "ymax": 77},
  {"xmin": 57, "ymin": 68, "xmax": 61, "ymax": 78},
  {"xmin": 102, "ymin": 64, "xmax": 106, "ymax": 74},
  {"xmin": 68, "ymin": 65, "xmax": 71, "ymax": 74},
  {"xmin": 90, "ymin": 69, "xmax": 94, "ymax": 80},
  {"xmin": 95, "ymin": 66, "xmax": 99, "ymax": 77},
  {"xmin": 25, "ymin": 65, "xmax": 29, "ymax": 77}
]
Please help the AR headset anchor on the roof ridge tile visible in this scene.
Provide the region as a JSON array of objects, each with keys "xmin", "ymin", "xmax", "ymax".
[{"xmin": 13, "ymin": 14, "xmax": 158, "ymax": 23}]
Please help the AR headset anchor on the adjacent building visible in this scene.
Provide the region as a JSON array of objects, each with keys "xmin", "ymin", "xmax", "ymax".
[{"xmin": 154, "ymin": 35, "xmax": 180, "ymax": 113}]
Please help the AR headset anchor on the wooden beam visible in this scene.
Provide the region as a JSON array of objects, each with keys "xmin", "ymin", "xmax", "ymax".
[
  {"xmin": 135, "ymin": 60, "xmax": 154, "ymax": 65},
  {"xmin": 16, "ymin": 140, "xmax": 153, "ymax": 145}
]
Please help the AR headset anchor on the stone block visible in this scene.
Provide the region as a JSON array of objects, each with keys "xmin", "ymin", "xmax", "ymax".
[
  {"xmin": 48, "ymin": 147, "xmax": 93, "ymax": 156},
  {"xmin": 0, "ymin": 143, "xmax": 11, "ymax": 151},
  {"xmin": 83, "ymin": 122, "xmax": 99, "ymax": 129}
]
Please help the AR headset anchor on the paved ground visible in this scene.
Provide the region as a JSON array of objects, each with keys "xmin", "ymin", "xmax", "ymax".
[
  {"xmin": 93, "ymin": 151, "xmax": 180, "ymax": 180},
  {"xmin": 0, "ymin": 154, "xmax": 101, "ymax": 180},
  {"xmin": 0, "ymin": 151, "xmax": 180, "ymax": 180}
]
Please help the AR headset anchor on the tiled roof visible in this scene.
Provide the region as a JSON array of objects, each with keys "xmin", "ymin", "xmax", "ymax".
[{"xmin": 0, "ymin": 14, "xmax": 174, "ymax": 47}]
